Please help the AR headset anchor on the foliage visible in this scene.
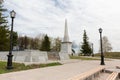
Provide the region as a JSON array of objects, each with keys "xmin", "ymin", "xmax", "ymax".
[
  {"xmin": 30, "ymin": 38, "xmax": 39, "ymax": 49},
  {"xmin": 0, "ymin": 1, "xmax": 18, "ymax": 51},
  {"xmin": 0, "ymin": 1, "xmax": 9, "ymax": 51},
  {"xmin": 18, "ymin": 34, "xmax": 61, "ymax": 51},
  {"xmin": 24, "ymin": 36, "xmax": 29, "ymax": 49},
  {"xmin": 99, "ymin": 36, "xmax": 112, "ymax": 53},
  {"xmin": 17, "ymin": 34, "xmax": 62, "ymax": 51},
  {"xmin": 40, "ymin": 34, "xmax": 51, "ymax": 51},
  {"xmin": 18, "ymin": 36, "xmax": 39, "ymax": 50},
  {"xmin": 0, "ymin": 26, "xmax": 9, "ymax": 51},
  {"xmin": 51, "ymin": 37, "xmax": 61, "ymax": 51},
  {"xmin": 95, "ymin": 52, "xmax": 120, "ymax": 59},
  {"xmin": 18, "ymin": 36, "xmax": 30, "ymax": 50},
  {"xmin": 0, "ymin": 61, "xmax": 62, "ymax": 74},
  {"xmin": 12, "ymin": 32, "xmax": 18, "ymax": 46},
  {"xmin": 70, "ymin": 56, "xmax": 100, "ymax": 60},
  {"xmin": 80, "ymin": 30, "xmax": 92, "ymax": 56}
]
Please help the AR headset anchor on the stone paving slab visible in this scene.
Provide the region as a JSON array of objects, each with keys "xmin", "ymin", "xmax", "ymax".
[{"xmin": 0, "ymin": 59, "xmax": 120, "ymax": 80}]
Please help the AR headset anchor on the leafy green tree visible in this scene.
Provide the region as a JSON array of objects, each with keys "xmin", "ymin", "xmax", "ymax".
[
  {"xmin": 40, "ymin": 35, "xmax": 51, "ymax": 51},
  {"xmin": 80, "ymin": 30, "xmax": 92, "ymax": 56},
  {"xmin": 0, "ymin": 26, "xmax": 9, "ymax": 51},
  {"xmin": 0, "ymin": 0, "xmax": 9, "ymax": 51}
]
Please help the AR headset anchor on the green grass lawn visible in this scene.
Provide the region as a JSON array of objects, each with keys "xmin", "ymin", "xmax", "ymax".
[
  {"xmin": 95, "ymin": 52, "xmax": 120, "ymax": 59},
  {"xmin": 70, "ymin": 56, "xmax": 100, "ymax": 60},
  {"xmin": 0, "ymin": 61, "xmax": 62, "ymax": 74}
]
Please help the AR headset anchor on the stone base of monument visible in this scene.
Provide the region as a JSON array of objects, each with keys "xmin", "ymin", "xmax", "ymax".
[{"xmin": 59, "ymin": 52, "xmax": 70, "ymax": 60}]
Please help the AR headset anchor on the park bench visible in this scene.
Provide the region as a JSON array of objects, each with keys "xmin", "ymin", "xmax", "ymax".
[
  {"xmin": 106, "ymin": 72, "xmax": 119, "ymax": 80},
  {"xmin": 68, "ymin": 66, "xmax": 105, "ymax": 80}
]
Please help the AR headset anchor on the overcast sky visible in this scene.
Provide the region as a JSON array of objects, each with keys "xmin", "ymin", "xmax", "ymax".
[{"xmin": 4, "ymin": 0, "xmax": 120, "ymax": 52}]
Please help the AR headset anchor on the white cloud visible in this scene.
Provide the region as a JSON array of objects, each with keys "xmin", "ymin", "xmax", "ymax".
[{"xmin": 4, "ymin": 0, "xmax": 120, "ymax": 52}]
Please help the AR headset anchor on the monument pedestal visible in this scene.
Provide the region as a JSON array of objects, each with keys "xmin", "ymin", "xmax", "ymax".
[
  {"xmin": 59, "ymin": 42, "xmax": 72, "ymax": 60},
  {"xmin": 59, "ymin": 52, "xmax": 69, "ymax": 60}
]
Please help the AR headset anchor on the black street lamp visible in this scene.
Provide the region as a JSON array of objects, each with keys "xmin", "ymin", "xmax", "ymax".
[
  {"xmin": 99, "ymin": 28, "xmax": 105, "ymax": 65},
  {"xmin": 91, "ymin": 43, "xmax": 94, "ymax": 57},
  {"xmin": 7, "ymin": 10, "xmax": 16, "ymax": 69}
]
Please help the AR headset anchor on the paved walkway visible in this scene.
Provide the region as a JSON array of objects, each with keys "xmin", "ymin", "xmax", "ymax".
[{"xmin": 0, "ymin": 59, "xmax": 120, "ymax": 80}]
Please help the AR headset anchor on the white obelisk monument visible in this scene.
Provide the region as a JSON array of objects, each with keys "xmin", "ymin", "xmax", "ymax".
[{"xmin": 59, "ymin": 19, "xmax": 72, "ymax": 60}]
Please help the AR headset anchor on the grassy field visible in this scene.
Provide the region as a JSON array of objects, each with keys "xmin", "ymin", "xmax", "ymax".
[
  {"xmin": 95, "ymin": 52, "xmax": 120, "ymax": 59},
  {"xmin": 70, "ymin": 56, "xmax": 100, "ymax": 60},
  {"xmin": 0, "ymin": 61, "xmax": 62, "ymax": 74}
]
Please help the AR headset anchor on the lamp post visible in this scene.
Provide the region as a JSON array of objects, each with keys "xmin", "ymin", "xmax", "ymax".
[
  {"xmin": 99, "ymin": 28, "xmax": 105, "ymax": 65},
  {"xmin": 7, "ymin": 10, "xmax": 16, "ymax": 69},
  {"xmin": 91, "ymin": 43, "xmax": 94, "ymax": 57}
]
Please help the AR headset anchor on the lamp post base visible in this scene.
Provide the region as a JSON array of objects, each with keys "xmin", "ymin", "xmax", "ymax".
[
  {"xmin": 100, "ymin": 62, "xmax": 105, "ymax": 65},
  {"xmin": 100, "ymin": 56, "xmax": 105, "ymax": 65},
  {"xmin": 7, "ymin": 55, "xmax": 13, "ymax": 69}
]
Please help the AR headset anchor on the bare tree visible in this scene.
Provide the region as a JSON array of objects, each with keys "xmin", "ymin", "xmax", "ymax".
[
  {"xmin": 50, "ymin": 37, "xmax": 61, "ymax": 51},
  {"xmin": 99, "ymin": 36, "xmax": 112, "ymax": 53}
]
